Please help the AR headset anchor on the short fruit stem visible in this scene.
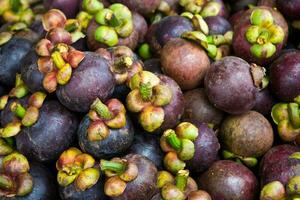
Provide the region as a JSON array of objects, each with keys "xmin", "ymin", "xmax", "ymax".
[
  {"xmin": 175, "ymin": 170, "xmax": 189, "ymax": 191},
  {"xmin": 10, "ymin": 102, "xmax": 26, "ymax": 119},
  {"xmin": 139, "ymin": 82, "xmax": 153, "ymax": 101},
  {"xmin": 91, "ymin": 98, "xmax": 113, "ymax": 120},
  {"xmin": 100, "ymin": 160, "xmax": 126, "ymax": 174},
  {"xmin": 165, "ymin": 130, "xmax": 182, "ymax": 151}
]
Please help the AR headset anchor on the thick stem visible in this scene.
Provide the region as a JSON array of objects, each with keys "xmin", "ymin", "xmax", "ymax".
[
  {"xmin": 175, "ymin": 170, "xmax": 189, "ymax": 191},
  {"xmin": 139, "ymin": 82, "xmax": 153, "ymax": 101},
  {"xmin": 10, "ymin": 102, "xmax": 26, "ymax": 118},
  {"xmin": 51, "ymin": 51, "xmax": 66, "ymax": 69},
  {"xmin": 91, "ymin": 98, "xmax": 113, "ymax": 120},
  {"xmin": 10, "ymin": 0, "xmax": 22, "ymax": 13},
  {"xmin": 165, "ymin": 130, "xmax": 182, "ymax": 151},
  {"xmin": 100, "ymin": 160, "xmax": 126, "ymax": 174}
]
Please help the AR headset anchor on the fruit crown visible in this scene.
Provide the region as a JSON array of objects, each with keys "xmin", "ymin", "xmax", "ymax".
[{"xmin": 179, "ymin": 0, "xmax": 222, "ymax": 17}]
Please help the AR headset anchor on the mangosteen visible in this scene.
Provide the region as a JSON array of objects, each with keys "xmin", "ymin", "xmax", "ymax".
[
  {"xmin": 204, "ymin": 56, "xmax": 262, "ymax": 114},
  {"xmin": 126, "ymin": 71, "xmax": 184, "ymax": 133},
  {"xmin": 133, "ymin": 12, "xmax": 148, "ymax": 44},
  {"xmin": 161, "ymin": 121, "xmax": 220, "ymax": 174},
  {"xmin": 56, "ymin": 148, "xmax": 106, "ymax": 200},
  {"xmin": 259, "ymin": 144, "xmax": 300, "ymax": 186},
  {"xmin": 179, "ymin": 0, "xmax": 229, "ymax": 18},
  {"xmin": 146, "ymin": 16, "xmax": 194, "ymax": 54},
  {"xmin": 86, "ymin": 4, "xmax": 139, "ymax": 51},
  {"xmin": 219, "ymin": 111, "xmax": 274, "ymax": 167},
  {"xmin": 143, "ymin": 59, "xmax": 163, "ymax": 74},
  {"xmin": 198, "ymin": 160, "xmax": 258, "ymax": 200},
  {"xmin": 161, "ymin": 38, "xmax": 210, "ymax": 90},
  {"xmin": 15, "ymin": 100, "xmax": 78, "ymax": 162},
  {"xmin": 108, "ymin": 0, "xmax": 161, "ymax": 17},
  {"xmin": 232, "ymin": 6, "xmax": 289, "ymax": 65},
  {"xmin": 43, "ymin": 0, "xmax": 80, "ymax": 18},
  {"xmin": 204, "ymin": 16, "xmax": 232, "ymax": 35},
  {"xmin": 128, "ymin": 128, "xmax": 164, "ymax": 169},
  {"xmin": 231, "ymin": 0, "xmax": 258, "ymax": 12},
  {"xmin": 269, "ymin": 50, "xmax": 300, "ymax": 101},
  {"xmin": 253, "ymin": 88, "xmax": 274, "ymax": 116},
  {"xmin": 153, "ymin": 170, "xmax": 199, "ymax": 200},
  {"xmin": 0, "ymin": 152, "xmax": 59, "ymax": 199},
  {"xmin": 77, "ymin": 98, "xmax": 134, "ymax": 159},
  {"xmin": 183, "ymin": 88, "xmax": 224, "ymax": 127},
  {"xmin": 276, "ymin": 0, "xmax": 300, "ymax": 20},
  {"xmin": 100, "ymin": 154, "xmax": 158, "ymax": 200}
]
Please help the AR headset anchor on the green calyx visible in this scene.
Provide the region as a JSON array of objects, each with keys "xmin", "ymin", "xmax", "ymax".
[
  {"xmin": 287, "ymin": 176, "xmax": 300, "ymax": 196},
  {"xmin": 0, "ymin": 138, "xmax": 14, "ymax": 156},
  {"xmin": 138, "ymin": 43, "xmax": 152, "ymax": 60},
  {"xmin": 246, "ymin": 8, "xmax": 285, "ymax": 59},
  {"xmin": 222, "ymin": 150, "xmax": 258, "ymax": 168},
  {"xmin": 91, "ymin": 98, "xmax": 113, "ymax": 120},
  {"xmin": 271, "ymin": 97, "xmax": 300, "ymax": 142},
  {"xmin": 82, "ymin": 0, "xmax": 104, "ymax": 15},
  {"xmin": 100, "ymin": 159, "xmax": 126, "ymax": 174},
  {"xmin": 179, "ymin": 0, "xmax": 221, "ymax": 17},
  {"xmin": 94, "ymin": 3, "xmax": 133, "ymax": 47},
  {"xmin": 260, "ymin": 181, "xmax": 286, "ymax": 200}
]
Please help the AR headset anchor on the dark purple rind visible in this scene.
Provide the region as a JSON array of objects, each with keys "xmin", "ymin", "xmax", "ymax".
[
  {"xmin": 269, "ymin": 50, "xmax": 300, "ymax": 101},
  {"xmin": 128, "ymin": 129, "xmax": 164, "ymax": 169},
  {"xmin": 198, "ymin": 160, "xmax": 258, "ymax": 200},
  {"xmin": 146, "ymin": 16, "xmax": 194, "ymax": 54},
  {"xmin": 16, "ymin": 101, "xmax": 78, "ymax": 162},
  {"xmin": 56, "ymin": 52, "xmax": 116, "ymax": 113},
  {"xmin": 204, "ymin": 16, "xmax": 232, "ymax": 35},
  {"xmin": 231, "ymin": 0, "xmax": 258, "ymax": 12},
  {"xmin": 21, "ymin": 50, "xmax": 45, "ymax": 93},
  {"xmin": 253, "ymin": 88, "xmax": 274, "ymax": 116},
  {"xmin": 43, "ymin": 0, "xmax": 80, "ymax": 18},
  {"xmin": 185, "ymin": 121, "xmax": 220, "ymax": 173},
  {"xmin": 87, "ymin": 19, "xmax": 139, "ymax": 51},
  {"xmin": 183, "ymin": 88, "xmax": 224, "ymax": 126},
  {"xmin": 108, "ymin": 0, "xmax": 161, "ymax": 16},
  {"xmin": 133, "ymin": 12, "xmax": 148, "ymax": 44},
  {"xmin": 156, "ymin": 74, "xmax": 184, "ymax": 133},
  {"xmin": 259, "ymin": 144, "xmax": 300, "ymax": 187},
  {"xmin": 77, "ymin": 114, "xmax": 134, "ymax": 159},
  {"xmin": 59, "ymin": 176, "xmax": 107, "ymax": 200},
  {"xmin": 0, "ymin": 37, "xmax": 34, "ymax": 87},
  {"xmin": 2, "ymin": 162, "xmax": 59, "ymax": 200},
  {"xmin": 219, "ymin": 111, "xmax": 274, "ymax": 157},
  {"xmin": 204, "ymin": 56, "xmax": 257, "ymax": 115},
  {"xmin": 276, "ymin": 0, "xmax": 300, "ymax": 20},
  {"xmin": 232, "ymin": 6, "xmax": 289, "ymax": 65},
  {"xmin": 112, "ymin": 154, "xmax": 158, "ymax": 200},
  {"xmin": 143, "ymin": 59, "xmax": 163, "ymax": 74}
]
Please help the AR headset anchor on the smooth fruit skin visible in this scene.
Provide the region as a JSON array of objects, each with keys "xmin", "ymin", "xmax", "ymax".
[
  {"xmin": 112, "ymin": 154, "xmax": 158, "ymax": 200},
  {"xmin": 198, "ymin": 160, "xmax": 258, "ymax": 200},
  {"xmin": 0, "ymin": 37, "xmax": 33, "ymax": 87},
  {"xmin": 161, "ymin": 38, "xmax": 210, "ymax": 90},
  {"xmin": 77, "ymin": 115, "xmax": 134, "ymax": 159},
  {"xmin": 185, "ymin": 121, "xmax": 220, "ymax": 173},
  {"xmin": 269, "ymin": 50, "xmax": 300, "ymax": 101},
  {"xmin": 204, "ymin": 56, "xmax": 257, "ymax": 115},
  {"xmin": 232, "ymin": 6, "xmax": 288, "ymax": 65},
  {"xmin": 204, "ymin": 16, "xmax": 232, "ymax": 35},
  {"xmin": 44, "ymin": 0, "xmax": 81, "ymax": 18},
  {"xmin": 183, "ymin": 88, "xmax": 224, "ymax": 126},
  {"xmin": 253, "ymin": 88, "xmax": 275, "ymax": 116},
  {"xmin": 16, "ymin": 101, "xmax": 78, "ymax": 162},
  {"xmin": 259, "ymin": 144, "xmax": 300, "ymax": 187},
  {"xmin": 276, "ymin": 0, "xmax": 300, "ymax": 20},
  {"xmin": 219, "ymin": 111, "xmax": 274, "ymax": 157},
  {"xmin": 146, "ymin": 16, "xmax": 194, "ymax": 54},
  {"xmin": 2, "ymin": 162, "xmax": 59, "ymax": 200},
  {"xmin": 133, "ymin": 12, "xmax": 148, "ymax": 44},
  {"xmin": 56, "ymin": 52, "xmax": 115, "ymax": 113}
]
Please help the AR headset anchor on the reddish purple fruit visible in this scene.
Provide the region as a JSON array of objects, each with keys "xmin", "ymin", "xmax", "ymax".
[
  {"xmin": 276, "ymin": 0, "xmax": 300, "ymax": 20},
  {"xmin": 43, "ymin": 0, "xmax": 81, "ymax": 18}
]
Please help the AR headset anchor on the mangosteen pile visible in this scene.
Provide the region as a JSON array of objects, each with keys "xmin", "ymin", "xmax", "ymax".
[{"xmin": 0, "ymin": 0, "xmax": 300, "ymax": 199}]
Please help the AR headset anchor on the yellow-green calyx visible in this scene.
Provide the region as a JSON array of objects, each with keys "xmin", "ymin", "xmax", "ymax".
[
  {"xmin": 246, "ymin": 8, "xmax": 285, "ymax": 59},
  {"xmin": 160, "ymin": 122, "xmax": 198, "ymax": 174},
  {"xmin": 222, "ymin": 150, "xmax": 258, "ymax": 168},
  {"xmin": 0, "ymin": 152, "xmax": 33, "ymax": 197},
  {"xmin": 56, "ymin": 148, "xmax": 100, "ymax": 191},
  {"xmin": 260, "ymin": 181, "xmax": 286, "ymax": 200},
  {"xmin": 97, "ymin": 46, "xmax": 143, "ymax": 85},
  {"xmin": 94, "ymin": 3, "xmax": 133, "ymax": 47},
  {"xmin": 271, "ymin": 96, "xmax": 300, "ymax": 142},
  {"xmin": 101, "ymin": 158, "xmax": 138, "ymax": 197},
  {"xmin": 179, "ymin": 0, "xmax": 222, "ymax": 17},
  {"xmin": 126, "ymin": 71, "xmax": 173, "ymax": 133},
  {"xmin": 181, "ymin": 12, "xmax": 232, "ymax": 60},
  {"xmin": 87, "ymin": 98, "xmax": 126, "ymax": 142}
]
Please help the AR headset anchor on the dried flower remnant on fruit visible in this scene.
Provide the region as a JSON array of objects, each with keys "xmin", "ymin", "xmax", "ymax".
[
  {"xmin": 96, "ymin": 46, "xmax": 143, "ymax": 85},
  {"xmin": 0, "ymin": 152, "xmax": 33, "ymax": 197},
  {"xmin": 93, "ymin": 3, "xmax": 134, "ymax": 47},
  {"xmin": 56, "ymin": 148, "xmax": 100, "ymax": 191},
  {"xmin": 271, "ymin": 95, "xmax": 300, "ymax": 142},
  {"xmin": 100, "ymin": 157, "xmax": 138, "ymax": 197},
  {"xmin": 181, "ymin": 12, "xmax": 233, "ymax": 60},
  {"xmin": 87, "ymin": 98, "xmax": 127, "ymax": 141},
  {"xmin": 245, "ymin": 8, "xmax": 285, "ymax": 59},
  {"xmin": 126, "ymin": 71, "xmax": 173, "ymax": 132},
  {"xmin": 160, "ymin": 122, "xmax": 198, "ymax": 173}
]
